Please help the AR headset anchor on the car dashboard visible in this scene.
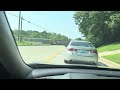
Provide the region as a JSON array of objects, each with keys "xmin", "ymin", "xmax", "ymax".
[
  {"xmin": 26, "ymin": 68, "xmax": 120, "ymax": 79},
  {"xmin": 36, "ymin": 73, "xmax": 120, "ymax": 79}
]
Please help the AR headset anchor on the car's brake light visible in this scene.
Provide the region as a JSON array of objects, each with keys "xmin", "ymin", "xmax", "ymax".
[
  {"xmin": 67, "ymin": 48, "xmax": 76, "ymax": 51},
  {"xmin": 90, "ymin": 50, "xmax": 98, "ymax": 54}
]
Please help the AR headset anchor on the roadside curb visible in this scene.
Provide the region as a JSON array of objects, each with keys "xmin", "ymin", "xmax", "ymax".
[
  {"xmin": 99, "ymin": 56, "xmax": 120, "ymax": 68},
  {"xmin": 99, "ymin": 49, "xmax": 120, "ymax": 56}
]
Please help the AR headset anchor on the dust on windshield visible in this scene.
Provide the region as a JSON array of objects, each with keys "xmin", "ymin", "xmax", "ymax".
[{"xmin": 5, "ymin": 11, "xmax": 120, "ymax": 69}]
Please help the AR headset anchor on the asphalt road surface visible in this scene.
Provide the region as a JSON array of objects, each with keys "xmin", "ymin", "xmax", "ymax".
[{"xmin": 18, "ymin": 45, "xmax": 107, "ymax": 67}]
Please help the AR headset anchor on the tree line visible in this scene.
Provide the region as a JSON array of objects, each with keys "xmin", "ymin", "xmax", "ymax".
[
  {"xmin": 13, "ymin": 30, "xmax": 71, "ymax": 41},
  {"xmin": 74, "ymin": 11, "xmax": 120, "ymax": 47}
]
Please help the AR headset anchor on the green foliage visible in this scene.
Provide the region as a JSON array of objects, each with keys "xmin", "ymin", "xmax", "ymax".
[
  {"xmin": 16, "ymin": 41, "xmax": 33, "ymax": 46},
  {"xmin": 16, "ymin": 41, "xmax": 50, "ymax": 46},
  {"xmin": 103, "ymin": 53, "xmax": 120, "ymax": 64},
  {"xmin": 75, "ymin": 38, "xmax": 81, "ymax": 40},
  {"xmin": 97, "ymin": 42, "xmax": 120, "ymax": 52},
  {"xmin": 73, "ymin": 11, "xmax": 120, "ymax": 47},
  {"xmin": 13, "ymin": 30, "xmax": 70, "ymax": 41}
]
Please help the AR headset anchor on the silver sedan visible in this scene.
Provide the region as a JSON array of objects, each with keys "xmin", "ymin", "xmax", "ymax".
[{"xmin": 64, "ymin": 40, "xmax": 98, "ymax": 65}]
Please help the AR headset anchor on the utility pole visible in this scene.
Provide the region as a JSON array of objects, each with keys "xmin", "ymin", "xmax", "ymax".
[
  {"xmin": 20, "ymin": 16, "xmax": 23, "ymax": 43},
  {"xmin": 18, "ymin": 11, "xmax": 21, "ymax": 42}
]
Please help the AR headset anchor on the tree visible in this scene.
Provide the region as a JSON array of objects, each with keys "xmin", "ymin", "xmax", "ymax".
[
  {"xmin": 73, "ymin": 11, "xmax": 120, "ymax": 47},
  {"xmin": 12, "ymin": 30, "xmax": 70, "ymax": 41},
  {"xmin": 75, "ymin": 38, "xmax": 81, "ymax": 40}
]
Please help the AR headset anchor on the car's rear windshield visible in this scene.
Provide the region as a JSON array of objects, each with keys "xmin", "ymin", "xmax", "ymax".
[{"xmin": 70, "ymin": 42, "xmax": 94, "ymax": 47}]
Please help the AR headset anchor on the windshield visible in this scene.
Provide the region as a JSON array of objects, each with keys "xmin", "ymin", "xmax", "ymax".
[{"xmin": 5, "ymin": 11, "xmax": 120, "ymax": 70}]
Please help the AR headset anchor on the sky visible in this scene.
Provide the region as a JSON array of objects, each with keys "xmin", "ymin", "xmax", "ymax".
[{"xmin": 5, "ymin": 11, "xmax": 82, "ymax": 39}]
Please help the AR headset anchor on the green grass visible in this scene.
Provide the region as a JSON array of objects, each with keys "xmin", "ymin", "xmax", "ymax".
[
  {"xmin": 16, "ymin": 41, "xmax": 33, "ymax": 46},
  {"xmin": 103, "ymin": 53, "xmax": 120, "ymax": 64},
  {"xmin": 97, "ymin": 42, "xmax": 120, "ymax": 52},
  {"xmin": 16, "ymin": 41, "xmax": 50, "ymax": 46}
]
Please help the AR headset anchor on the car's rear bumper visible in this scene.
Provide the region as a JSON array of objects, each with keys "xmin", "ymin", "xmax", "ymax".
[{"xmin": 64, "ymin": 54, "xmax": 98, "ymax": 63}]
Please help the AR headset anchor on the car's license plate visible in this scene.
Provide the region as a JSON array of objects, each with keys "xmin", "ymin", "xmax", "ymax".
[
  {"xmin": 80, "ymin": 50, "xmax": 85, "ymax": 53},
  {"xmin": 79, "ymin": 50, "xmax": 89, "ymax": 53}
]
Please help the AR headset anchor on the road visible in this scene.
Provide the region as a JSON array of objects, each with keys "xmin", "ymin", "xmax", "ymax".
[
  {"xmin": 18, "ymin": 45, "xmax": 65, "ymax": 64},
  {"xmin": 18, "ymin": 45, "xmax": 109, "ymax": 67}
]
